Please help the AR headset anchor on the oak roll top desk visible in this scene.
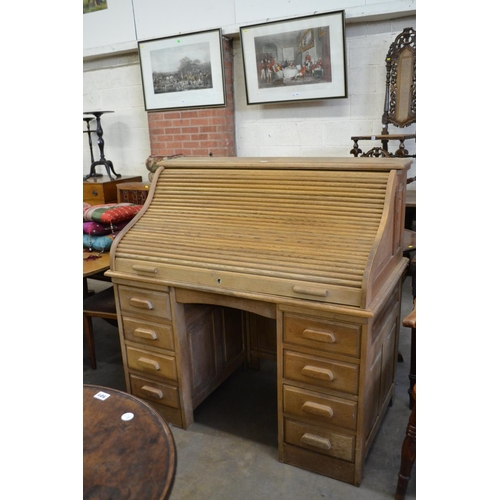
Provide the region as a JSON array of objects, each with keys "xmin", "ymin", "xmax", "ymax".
[{"xmin": 106, "ymin": 156, "xmax": 411, "ymax": 486}]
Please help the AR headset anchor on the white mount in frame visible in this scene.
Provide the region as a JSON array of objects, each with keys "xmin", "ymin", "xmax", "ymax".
[
  {"xmin": 138, "ymin": 28, "xmax": 226, "ymax": 112},
  {"xmin": 240, "ymin": 11, "xmax": 347, "ymax": 105}
]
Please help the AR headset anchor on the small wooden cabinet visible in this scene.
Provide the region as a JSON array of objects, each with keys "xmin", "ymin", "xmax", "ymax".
[
  {"xmin": 117, "ymin": 182, "xmax": 150, "ymax": 204},
  {"xmin": 83, "ymin": 175, "xmax": 142, "ymax": 205}
]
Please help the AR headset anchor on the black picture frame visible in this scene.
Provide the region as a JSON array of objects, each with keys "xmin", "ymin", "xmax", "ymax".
[
  {"xmin": 138, "ymin": 28, "xmax": 226, "ymax": 112},
  {"xmin": 240, "ymin": 11, "xmax": 347, "ymax": 105}
]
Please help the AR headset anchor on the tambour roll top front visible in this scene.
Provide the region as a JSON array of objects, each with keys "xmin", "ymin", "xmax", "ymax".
[{"xmin": 110, "ymin": 157, "xmax": 410, "ymax": 310}]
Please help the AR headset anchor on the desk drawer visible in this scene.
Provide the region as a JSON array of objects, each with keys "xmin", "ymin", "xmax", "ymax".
[
  {"xmin": 284, "ymin": 418, "xmax": 355, "ymax": 462},
  {"xmin": 126, "ymin": 346, "xmax": 177, "ymax": 382},
  {"xmin": 283, "ymin": 385, "xmax": 357, "ymax": 430},
  {"xmin": 284, "ymin": 313, "xmax": 361, "ymax": 358},
  {"xmin": 118, "ymin": 286, "xmax": 171, "ymax": 321},
  {"xmin": 129, "ymin": 374, "xmax": 180, "ymax": 409},
  {"xmin": 123, "ymin": 316, "xmax": 174, "ymax": 351},
  {"xmin": 284, "ymin": 350, "xmax": 359, "ymax": 395}
]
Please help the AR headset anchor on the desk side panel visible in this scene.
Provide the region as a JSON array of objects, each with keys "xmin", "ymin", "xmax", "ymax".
[{"xmin": 362, "ymin": 169, "xmax": 407, "ymax": 308}]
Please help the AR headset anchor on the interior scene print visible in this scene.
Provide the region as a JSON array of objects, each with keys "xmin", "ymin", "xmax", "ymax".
[{"xmin": 254, "ymin": 26, "xmax": 331, "ymax": 88}]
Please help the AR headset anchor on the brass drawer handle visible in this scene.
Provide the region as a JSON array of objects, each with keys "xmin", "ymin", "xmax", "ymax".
[
  {"xmin": 302, "ymin": 401, "xmax": 333, "ymax": 419},
  {"xmin": 292, "ymin": 286, "xmax": 328, "ymax": 297},
  {"xmin": 301, "ymin": 365, "xmax": 334, "ymax": 382},
  {"xmin": 129, "ymin": 297, "xmax": 154, "ymax": 310},
  {"xmin": 300, "ymin": 433, "xmax": 331, "ymax": 451},
  {"xmin": 132, "ymin": 264, "xmax": 158, "ymax": 274},
  {"xmin": 136, "ymin": 357, "xmax": 160, "ymax": 371},
  {"xmin": 133, "ymin": 328, "xmax": 158, "ymax": 341},
  {"xmin": 302, "ymin": 328, "xmax": 336, "ymax": 344},
  {"xmin": 140, "ymin": 385, "xmax": 163, "ymax": 399}
]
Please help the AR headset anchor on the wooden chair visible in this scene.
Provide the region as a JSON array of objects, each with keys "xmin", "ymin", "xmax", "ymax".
[
  {"xmin": 395, "ymin": 301, "xmax": 416, "ymax": 500},
  {"xmin": 351, "ymin": 27, "xmax": 416, "ymax": 173},
  {"xmin": 83, "ymin": 286, "xmax": 117, "ymax": 370}
]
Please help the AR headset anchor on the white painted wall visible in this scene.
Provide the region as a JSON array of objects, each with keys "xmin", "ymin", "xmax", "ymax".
[
  {"xmin": 83, "ymin": 53, "xmax": 151, "ymax": 180},
  {"xmin": 84, "ymin": 0, "xmax": 416, "ymax": 53},
  {"xmin": 83, "ymin": 3, "xmax": 416, "ymax": 185}
]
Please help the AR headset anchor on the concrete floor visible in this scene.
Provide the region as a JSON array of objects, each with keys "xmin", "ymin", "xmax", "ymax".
[{"xmin": 83, "ymin": 276, "xmax": 416, "ymax": 500}]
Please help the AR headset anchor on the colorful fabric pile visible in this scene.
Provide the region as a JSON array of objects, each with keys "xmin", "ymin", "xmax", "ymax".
[{"xmin": 83, "ymin": 203, "xmax": 142, "ymax": 252}]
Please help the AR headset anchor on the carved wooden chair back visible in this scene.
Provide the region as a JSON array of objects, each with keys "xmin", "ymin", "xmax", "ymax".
[
  {"xmin": 351, "ymin": 27, "xmax": 416, "ymax": 162},
  {"xmin": 381, "ymin": 27, "xmax": 416, "ymax": 134}
]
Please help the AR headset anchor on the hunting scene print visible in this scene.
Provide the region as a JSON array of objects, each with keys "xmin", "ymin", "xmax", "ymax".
[{"xmin": 151, "ymin": 42, "xmax": 213, "ymax": 94}]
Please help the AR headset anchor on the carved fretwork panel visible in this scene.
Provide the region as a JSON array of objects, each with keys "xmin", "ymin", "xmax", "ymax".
[
  {"xmin": 383, "ymin": 27, "xmax": 416, "ymax": 132},
  {"xmin": 351, "ymin": 28, "xmax": 416, "ymax": 166}
]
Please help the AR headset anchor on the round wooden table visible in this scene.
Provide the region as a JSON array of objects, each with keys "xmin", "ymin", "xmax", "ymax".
[{"xmin": 83, "ymin": 384, "xmax": 176, "ymax": 499}]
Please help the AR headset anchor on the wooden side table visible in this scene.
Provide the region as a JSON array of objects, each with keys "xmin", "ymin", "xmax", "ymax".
[
  {"xmin": 83, "ymin": 384, "xmax": 176, "ymax": 499},
  {"xmin": 83, "ymin": 175, "xmax": 142, "ymax": 205},
  {"xmin": 83, "ymin": 250, "xmax": 111, "ymax": 298},
  {"xmin": 117, "ymin": 181, "xmax": 150, "ymax": 204}
]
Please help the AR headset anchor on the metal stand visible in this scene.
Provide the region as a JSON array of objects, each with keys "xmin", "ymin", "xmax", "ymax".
[{"xmin": 83, "ymin": 111, "xmax": 121, "ymax": 180}]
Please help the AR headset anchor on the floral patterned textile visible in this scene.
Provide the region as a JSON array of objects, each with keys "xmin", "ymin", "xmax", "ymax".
[{"xmin": 83, "ymin": 203, "xmax": 142, "ymax": 224}]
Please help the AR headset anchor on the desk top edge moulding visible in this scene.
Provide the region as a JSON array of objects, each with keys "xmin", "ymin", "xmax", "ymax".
[{"xmin": 106, "ymin": 156, "xmax": 410, "ymax": 487}]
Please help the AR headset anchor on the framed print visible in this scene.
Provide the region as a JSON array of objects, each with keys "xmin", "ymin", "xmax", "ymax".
[
  {"xmin": 138, "ymin": 29, "xmax": 226, "ymax": 111},
  {"xmin": 240, "ymin": 11, "xmax": 347, "ymax": 105}
]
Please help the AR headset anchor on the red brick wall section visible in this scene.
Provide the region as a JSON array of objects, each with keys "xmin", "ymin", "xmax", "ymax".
[{"xmin": 148, "ymin": 37, "xmax": 236, "ymax": 158}]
